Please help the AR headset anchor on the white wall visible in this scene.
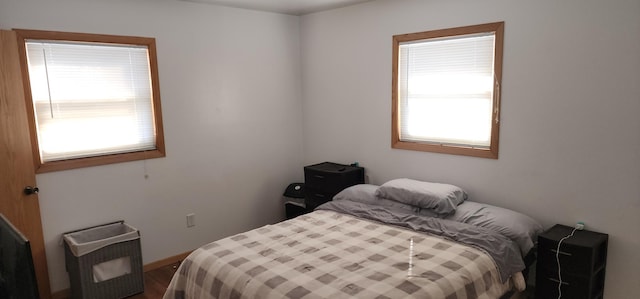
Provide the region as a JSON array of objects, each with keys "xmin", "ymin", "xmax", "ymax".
[
  {"xmin": 2, "ymin": 0, "xmax": 639, "ymax": 296},
  {"xmin": 0, "ymin": 0, "xmax": 303, "ymax": 292},
  {"xmin": 301, "ymin": 0, "xmax": 640, "ymax": 298}
]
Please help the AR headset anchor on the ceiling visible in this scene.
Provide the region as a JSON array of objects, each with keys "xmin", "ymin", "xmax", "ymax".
[{"xmin": 180, "ymin": 0, "xmax": 375, "ymax": 15}]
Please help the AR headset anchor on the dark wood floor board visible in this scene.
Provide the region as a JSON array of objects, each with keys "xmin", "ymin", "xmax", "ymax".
[{"xmin": 130, "ymin": 262, "xmax": 180, "ymax": 298}]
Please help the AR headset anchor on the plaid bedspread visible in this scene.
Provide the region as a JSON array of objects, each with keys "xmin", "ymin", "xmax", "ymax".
[{"xmin": 164, "ymin": 210, "xmax": 512, "ymax": 299}]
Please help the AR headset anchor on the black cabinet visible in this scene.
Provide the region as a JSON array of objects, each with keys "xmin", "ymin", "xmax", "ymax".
[
  {"xmin": 304, "ymin": 162, "xmax": 364, "ymax": 210},
  {"xmin": 284, "ymin": 162, "xmax": 364, "ymax": 220},
  {"xmin": 535, "ymin": 224, "xmax": 608, "ymax": 299}
]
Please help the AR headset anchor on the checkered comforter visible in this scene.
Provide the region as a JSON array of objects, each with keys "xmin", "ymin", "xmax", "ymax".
[{"xmin": 163, "ymin": 210, "xmax": 512, "ymax": 299}]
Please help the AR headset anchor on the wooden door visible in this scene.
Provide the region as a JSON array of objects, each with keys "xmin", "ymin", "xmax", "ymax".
[{"xmin": 0, "ymin": 29, "xmax": 52, "ymax": 299}]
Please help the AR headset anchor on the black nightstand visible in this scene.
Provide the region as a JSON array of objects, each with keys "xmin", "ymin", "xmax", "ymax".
[
  {"xmin": 304, "ymin": 162, "xmax": 364, "ymax": 210},
  {"xmin": 284, "ymin": 201, "xmax": 307, "ymax": 219},
  {"xmin": 535, "ymin": 224, "xmax": 608, "ymax": 299}
]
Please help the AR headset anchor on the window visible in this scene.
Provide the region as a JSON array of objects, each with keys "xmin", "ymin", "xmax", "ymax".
[
  {"xmin": 392, "ymin": 22, "xmax": 504, "ymax": 159},
  {"xmin": 15, "ymin": 30, "xmax": 165, "ymax": 172}
]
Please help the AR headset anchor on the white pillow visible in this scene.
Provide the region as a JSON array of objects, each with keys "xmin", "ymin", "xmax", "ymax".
[{"xmin": 374, "ymin": 178, "xmax": 467, "ymax": 215}]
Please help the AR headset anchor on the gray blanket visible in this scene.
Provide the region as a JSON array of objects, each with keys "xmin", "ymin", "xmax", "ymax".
[{"xmin": 317, "ymin": 199, "xmax": 524, "ymax": 282}]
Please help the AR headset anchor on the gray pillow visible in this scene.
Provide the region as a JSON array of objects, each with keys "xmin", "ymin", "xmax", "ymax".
[
  {"xmin": 332, "ymin": 184, "xmax": 379, "ymax": 204},
  {"xmin": 332, "ymin": 184, "xmax": 422, "ymax": 214},
  {"xmin": 374, "ymin": 178, "xmax": 467, "ymax": 215},
  {"xmin": 447, "ymin": 201, "xmax": 544, "ymax": 255}
]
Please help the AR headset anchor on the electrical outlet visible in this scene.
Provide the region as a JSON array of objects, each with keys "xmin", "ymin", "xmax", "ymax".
[
  {"xmin": 575, "ymin": 222, "xmax": 585, "ymax": 230},
  {"xmin": 186, "ymin": 213, "xmax": 195, "ymax": 228}
]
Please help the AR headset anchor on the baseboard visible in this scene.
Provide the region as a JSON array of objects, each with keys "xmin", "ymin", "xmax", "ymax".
[{"xmin": 50, "ymin": 250, "xmax": 192, "ymax": 299}]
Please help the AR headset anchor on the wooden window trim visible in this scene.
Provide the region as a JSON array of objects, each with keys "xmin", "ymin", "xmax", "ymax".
[
  {"xmin": 14, "ymin": 29, "xmax": 165, "ymax": 173},
  {"xmin": 391, "ymin": 22, "xmax": 504, "ymax": 159}
]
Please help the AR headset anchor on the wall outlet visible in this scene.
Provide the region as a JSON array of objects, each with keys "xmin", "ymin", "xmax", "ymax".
[{"xmin": 186, "ymin": 213, "xmax": 195, "ymax": 228}]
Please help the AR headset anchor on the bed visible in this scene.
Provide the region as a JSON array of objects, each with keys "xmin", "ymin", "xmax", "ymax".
[{"xmin": 164, "ymin": 179, "xmax": 543, "ymax": 299}]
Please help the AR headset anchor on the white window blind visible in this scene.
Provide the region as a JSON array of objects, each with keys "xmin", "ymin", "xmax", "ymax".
[
  {"xmin": 25, "ymin": 40, "xmax": 157, "ymax": 162},
  {"xmin": 398, "ymin": 33, "xmax": 496, "ymax": 148}
]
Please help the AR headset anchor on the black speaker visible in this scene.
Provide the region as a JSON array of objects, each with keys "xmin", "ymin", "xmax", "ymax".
[{"xmin": 283, "ymin": 183, "xmax": 304, "ymax": 198}]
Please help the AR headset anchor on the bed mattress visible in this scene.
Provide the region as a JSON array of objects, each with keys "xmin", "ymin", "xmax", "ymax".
[{"xmin": 164, "ymin": 207, "xmax": 522, "ymax": 299}]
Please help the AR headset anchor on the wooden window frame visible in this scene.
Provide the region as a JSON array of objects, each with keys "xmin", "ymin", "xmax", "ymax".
[
  {"xmin": 14, "ymin": 29, "xmax": 165, "ymax": 173},
  {"xmin": 391, "ymin": 22, "xmax": 504, "ymax": 159}
]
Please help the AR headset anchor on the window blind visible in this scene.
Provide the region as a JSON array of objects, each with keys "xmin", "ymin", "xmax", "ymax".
[
  {"xmin": 25, "ymin": 40, "xmax": 156, "ymax": 162},
  {"xmin": 398, "ymin": 33, "xmax": 496, "ymax": 148}
]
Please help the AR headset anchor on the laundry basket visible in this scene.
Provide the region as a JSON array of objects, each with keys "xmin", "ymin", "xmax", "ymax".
[{"xmin": 63, "ymin": 221, "xmax": 143, "ymax": 299}]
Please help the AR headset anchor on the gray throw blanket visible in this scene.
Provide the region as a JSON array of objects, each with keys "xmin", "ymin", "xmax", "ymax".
[{"xmin": 317, "ymin": 199, "xmax": 525, "ymax": 282}]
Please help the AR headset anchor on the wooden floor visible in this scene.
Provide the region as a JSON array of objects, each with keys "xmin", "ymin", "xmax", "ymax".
[{"xmin": 130, "ymin": 262, "xmax": 180, "ymax": 299}]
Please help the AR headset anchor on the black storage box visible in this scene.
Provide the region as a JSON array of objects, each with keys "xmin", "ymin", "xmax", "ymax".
[{"xmin": 304, "ymin": 162, "xmax": 364, "ymax": 209}]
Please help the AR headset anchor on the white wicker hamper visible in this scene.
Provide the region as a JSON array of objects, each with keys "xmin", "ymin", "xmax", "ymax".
[{"xmin": 63, "ymin": 221, "xmax": 143, "ymax": 299}]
